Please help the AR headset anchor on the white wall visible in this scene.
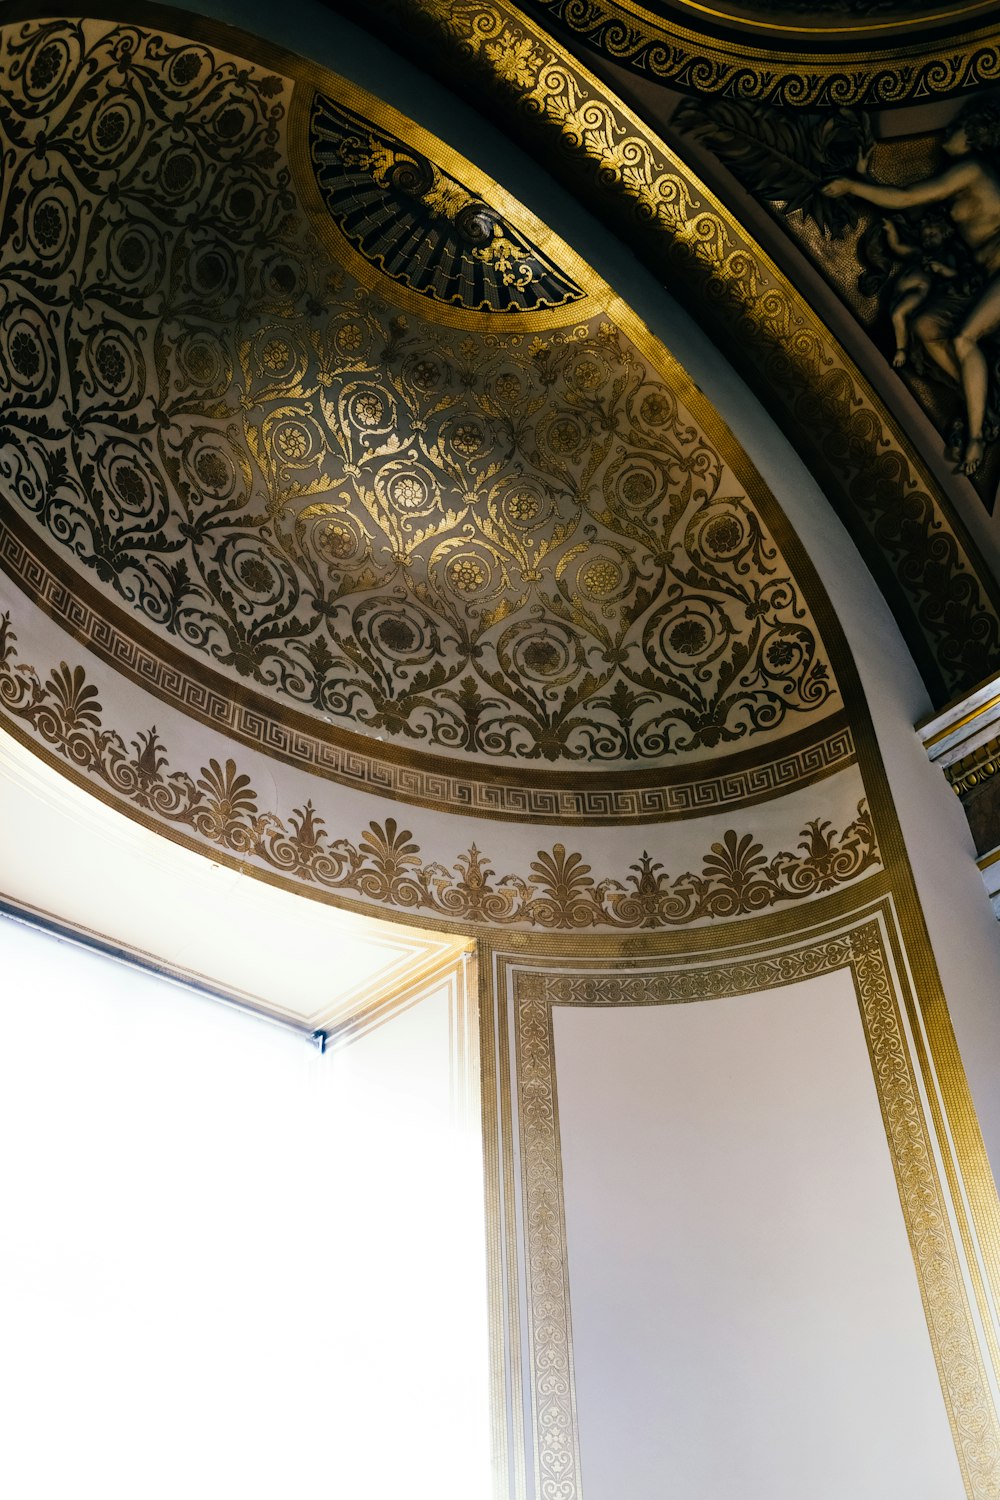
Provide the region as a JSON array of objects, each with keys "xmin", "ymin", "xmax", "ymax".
[
  {"xmin": 554, "ymin": 972, "xmax": 964, "ymax": 1499},
  {"xmin": 0, "ymin": 914, "xmax": 491, "ymax": 1500}
]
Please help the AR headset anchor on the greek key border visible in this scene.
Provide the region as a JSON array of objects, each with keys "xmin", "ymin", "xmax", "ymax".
[{"xmin": 0, "ymin": 494, "xmax": 855, "ymax": 828}]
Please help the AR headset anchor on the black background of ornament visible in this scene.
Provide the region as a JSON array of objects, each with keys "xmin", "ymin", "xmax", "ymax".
[
  {"xmin": 309, "ymin": 90, "xmax": 584, "ymax": 314},
  {"xmin": 0, "ymin": 18, "xmax": 834, "ymax": 764}
]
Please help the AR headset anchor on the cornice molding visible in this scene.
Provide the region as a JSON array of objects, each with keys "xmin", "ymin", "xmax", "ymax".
[{"xmin": 516, "ymin": 0, "xmax": 1000, "ymax": 108}]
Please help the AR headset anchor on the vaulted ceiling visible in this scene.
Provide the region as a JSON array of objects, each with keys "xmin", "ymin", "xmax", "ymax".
[{"xmin": 3, "ymin": 0, "xmax": 991, "ymax": 938}]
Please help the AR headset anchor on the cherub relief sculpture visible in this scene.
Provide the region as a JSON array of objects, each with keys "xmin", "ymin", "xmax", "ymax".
[
  {"xmin": 824, "ymin": 106, "xmax": 1000, "ymax": 475},
  {"xmin": 676, "ymin": 95, "xmax": 1000, "ymax": 501},
  {"xmin": 879, "ymin": 214, "xmax": 971, "ymax": 370}
]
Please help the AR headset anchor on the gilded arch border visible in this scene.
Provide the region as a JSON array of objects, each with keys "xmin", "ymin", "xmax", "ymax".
[
  {"xmin": 343, "ymin": 0, "xmax": 1000, "ymax": 706},
  {"xmin": 502, "ymin": 0, "xmax": 1000, "ymax": 109}
]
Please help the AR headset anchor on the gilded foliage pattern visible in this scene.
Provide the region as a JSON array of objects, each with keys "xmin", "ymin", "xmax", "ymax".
[
  {"xmin": 0, "ymin": 18, "xmax": 835, "ymax": 765},
  {"xmin": 0, "ymin": 613, "xmax": 878, "ymax": 928},
  {"xmin": 366, "ymin": 0, "xmax": 1000, "ymax": 700}
]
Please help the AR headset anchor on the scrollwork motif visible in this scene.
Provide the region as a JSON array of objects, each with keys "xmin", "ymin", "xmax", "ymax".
[
  {"xmin": 0, "ymin": 18, "xmax": 837, "ymax": 764},
  {"xmin": 513, "ymin": 0, "xmax": 1000, "ymax": 108},
  {"xmin": 363, "ymin": 0, "xmax": 1000, "ymax": 700}
]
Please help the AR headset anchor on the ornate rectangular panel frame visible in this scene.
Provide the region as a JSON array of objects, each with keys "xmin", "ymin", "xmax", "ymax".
[{"xmin": 480, "ymin": 897, "xmax": 1000, "ymax": 1499}]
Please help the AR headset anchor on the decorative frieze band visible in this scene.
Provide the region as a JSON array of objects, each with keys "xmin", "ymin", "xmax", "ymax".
[{"xmin": 0, "ymin": 520, "xmax": 854, "ymax": 825}]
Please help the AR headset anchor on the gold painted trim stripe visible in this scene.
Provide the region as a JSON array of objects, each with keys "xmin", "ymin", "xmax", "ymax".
[
  {"xmin": 652, "ymin": 0, "xmax": 997, "ymax": 35},
  {"xmin": 924, "ymin": 694, "xmax": 1000, "ymax": 752}
]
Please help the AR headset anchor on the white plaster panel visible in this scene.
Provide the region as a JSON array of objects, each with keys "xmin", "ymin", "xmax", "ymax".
[{"xmin": 552, "ymin": 972, "xmax": 963, "ymax": 1499}]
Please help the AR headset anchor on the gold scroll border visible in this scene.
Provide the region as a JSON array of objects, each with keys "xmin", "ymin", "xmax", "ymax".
[
  {"xmin": 636, "ymin": 0, "xmax": 996, "ymax": 37},
  {"xmin": 485, "ymin": 899, "xmax": 1000, "ymax": 1500},
  {"xmin": 0, "ymin": 7, "xmax": 855, "ymax": 823},
  {"xmin": 344, "ymin": 0, "xmax": 1000, "ymax": 706},
  {"xmin": 511, "ymin": 0, "xmax": 1000, "ymax": 106}
]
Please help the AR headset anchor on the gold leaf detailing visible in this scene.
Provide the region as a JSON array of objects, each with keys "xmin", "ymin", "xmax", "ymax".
[
  {"xmin": 0, "ymin": 19, "xmax": 838, "ymax": 764},
  {"xmin": 515, "ymin": 926, "xmax": 1000, "ymax": 1498},
  {"xmin": 363, "ymin": 0, "xmax": 1000, "ymax": 701},
  {"xmin": 0, "ymin": 615, "xmax": 880, "ymax": 929}
]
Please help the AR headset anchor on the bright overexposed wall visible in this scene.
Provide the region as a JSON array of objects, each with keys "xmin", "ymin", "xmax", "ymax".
[
  {"xmin": 0, "ymin": 913, "xmax": 491, "ymax": 1500},
  {"xmin": 553, "ymin": 972, "xmax": 964, "ymax": 1500}
]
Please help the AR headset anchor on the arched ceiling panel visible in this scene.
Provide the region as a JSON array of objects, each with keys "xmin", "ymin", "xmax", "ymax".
[
  {"xmin": 0, "ymin": 14, "xmax": 845, "ymax": 808},
  {"xmin": 0, "ymin": 8, "xmax": 877, "ymax": 935},
  {"xmin": 349, "ymin": 0, "xmax": 1000, "ymax": 706}
]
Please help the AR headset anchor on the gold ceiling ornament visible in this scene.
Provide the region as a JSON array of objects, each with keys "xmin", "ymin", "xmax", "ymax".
[
  {"xmin": 356, "ymin": 0, "xmax": 1000, "ymax": 705},
  {"xmin": 0, "ymin": 501, "xmax": 860, "ymax": 824},
  {"xmin": 304, "ymin": 87, "xmax": 586, "ymax": 316},
  {"xmin": 511, "ymin": 0, "xmax": 1000, "ymax": 106},
  {"xmin": 0, "ymin": 10, "xmax": 851, "ymax": 824},
  {"xmin": 0, "ymin": 609, "xmax": 879, "ymax": 932}
]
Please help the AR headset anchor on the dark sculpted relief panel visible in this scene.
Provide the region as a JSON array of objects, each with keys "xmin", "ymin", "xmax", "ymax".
[
  {"xmin": 677, "ymin": 96, "xmax": 1000, "ymax": 509},
  {"xmin": 0, "ymin": 19, "xmax": 836, "ymax": 769}
]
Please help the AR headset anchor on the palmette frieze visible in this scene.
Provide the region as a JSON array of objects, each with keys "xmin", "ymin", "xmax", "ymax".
[{"xmin": 0, "ymin": 612, "xmax": 879, "ymax": 929}]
